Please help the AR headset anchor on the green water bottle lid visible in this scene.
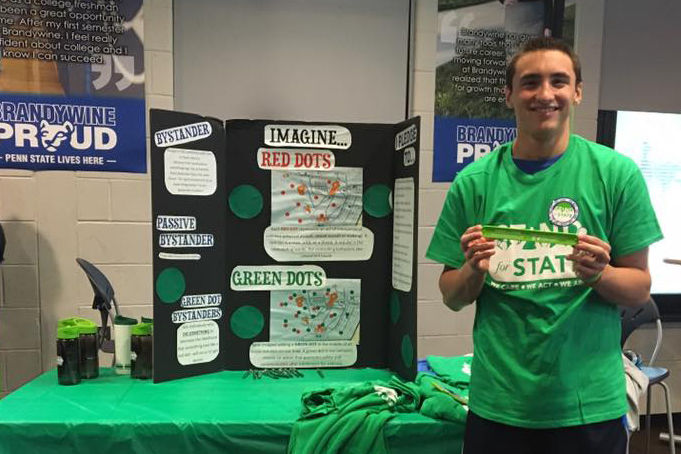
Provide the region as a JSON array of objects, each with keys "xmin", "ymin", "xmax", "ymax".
[
  {"xmin": 74, "ymin": 318, "xmax": 97, "ymax": 335},
  {"xmin": 58, "ymin": 318, "xmax": 76, "ymax": 328},
  {"xmin": 59, "ymin": 317, "xmax": 98, "ymax": 334},
  {"xmin": 141, "ymin": 317, "xmax": 153, "ymax": 324},
  {"xmin": 131, "ymin": 322, "xmax": 152, "ymax": 336},
  {"xmin": 59, "ymin": 317, "xmax": 96, "ymax": 327},
  {"xmin": 57, "ymin": 326, "xmax": 79, "ymax": 340},
  {"xmin": 78, "ymin": 325, "xmax": 98, "ymax": 335},
  {"xmin": 114, "ymin": 315, "xmax": 137, "ymax": 326}
]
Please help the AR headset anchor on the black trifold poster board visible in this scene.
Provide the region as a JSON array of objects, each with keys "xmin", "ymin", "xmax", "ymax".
[{"xmin": 150, "ymin": 109, "xmax": 419, "ymax": 383}]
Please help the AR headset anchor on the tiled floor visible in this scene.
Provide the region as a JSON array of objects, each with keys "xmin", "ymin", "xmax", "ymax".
[{"xmin": 630, "ymin": 413, "xmax": 681, "ymax": 454}]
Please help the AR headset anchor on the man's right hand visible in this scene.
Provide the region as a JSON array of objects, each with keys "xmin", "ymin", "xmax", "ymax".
[
  {"xmin": 461, "ymin": 225, "xmax": 496, "ymax": 273},
  {"xmin": 439, "ymin": 225, "xmax": 496, "ymax": 311}
]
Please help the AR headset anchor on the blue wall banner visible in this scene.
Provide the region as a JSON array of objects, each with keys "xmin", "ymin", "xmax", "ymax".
[
  {"xmin": 433, "ymin": 0, "xmax": 574, "ymax": 182},
  {"xmin": 0, "ymin": 0, "xmax": 145, "ymax": 172},
  {"xmin": 433, "ymin": 116, "xmax": 516, "ymax": 182}
]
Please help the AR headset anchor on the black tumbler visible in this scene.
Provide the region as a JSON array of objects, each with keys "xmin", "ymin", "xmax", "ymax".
[
  {"xmin": 131, "ymin": 322, "xmax": 153, "ymax": 379},
  {"xmin": 78, "ymin": 325, "xmax": 99, "ymax": 379},
  {"xmin": 57, "ymin": 327, "xmax": 81, "ymax": 385}
]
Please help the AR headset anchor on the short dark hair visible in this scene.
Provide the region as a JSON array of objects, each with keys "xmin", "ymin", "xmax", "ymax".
[{"xmin": 505, "ymin": 37, "xmax": 582, "ymax": 89}]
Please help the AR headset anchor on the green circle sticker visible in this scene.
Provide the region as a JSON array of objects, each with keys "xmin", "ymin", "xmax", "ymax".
[
  {"xmin": 155, "ymin": 267, "xmax": 186, "ymax": 304},
  {"xmin": 390, "ymin": 291, "xmax": 401, "ymax": 325},
  {"xmin": 230, "ymin": 306, "xmax": 264, "ymax": 339},
  {"xmin": 363, "ymin": 184, "xmax": 392, "ymax": 218},
  {"xmin": 548, "ymin": 197, "xmax": 579, "ymax": 226},
  {"xmin": 229, "ymin": 185, "xmax": 263, "ymax": 219},
  {"xmin": 401, "ymin": 335, "xmax": 414, "ymax": 368}
]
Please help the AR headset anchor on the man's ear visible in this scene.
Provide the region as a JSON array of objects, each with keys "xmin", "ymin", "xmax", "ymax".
[
  {"xmin": 573, "ymin": 82, "xmax": 583, "ymax": 105},
  {"xmin": 504, "ymin": 86, "xmax": 513, "ymax": 108}
]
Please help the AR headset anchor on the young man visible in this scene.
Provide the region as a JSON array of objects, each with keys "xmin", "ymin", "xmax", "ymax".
[{"xmin": 426, "ymin": 38, "xmax": 662, "ymax": 454}]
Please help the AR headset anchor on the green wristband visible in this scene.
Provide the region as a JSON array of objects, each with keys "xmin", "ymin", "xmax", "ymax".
[{"xmin": 582, "ymin": 271, "xmax": 603, "ymax": 286}]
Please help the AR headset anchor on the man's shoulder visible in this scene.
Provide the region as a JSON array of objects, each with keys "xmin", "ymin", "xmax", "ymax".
[
  {"xmin": 571, "ymin": 134, "xmax": 615, "ymax": 156},
  {"xmin": 571, "ymin": 135, "xmax": 638, "ymax": 170},
  {"xmin": 455, "ymin": 142, "xmax": 509, "ymax": 181}
]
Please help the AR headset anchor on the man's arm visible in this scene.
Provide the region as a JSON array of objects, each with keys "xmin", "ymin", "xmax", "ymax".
[
  {"xmin": 439, "ymin": 262, "xmax": 487, "ymax": 311},
  {"xmin": 592, "ymin": 249, "xmax": 651, "ymax": 307},
  {"xmin": 438, "ymin": 225, "xmax": 495, "ymax": 311},
  {"xmin": 568, "ymin": 234, "xmax": 651, "ymax": 307}
]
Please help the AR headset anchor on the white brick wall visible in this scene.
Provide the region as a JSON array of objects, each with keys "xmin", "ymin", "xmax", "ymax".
[
  {"xmin": 2, "ymin": 266, "xmax": 39, "ymax": 307},
  {"xmin": 412, "ymin": 0, "xmax": 466, "ymax": 359},
  {"xmin": 0, "ymin": 0, "xmax": 172, "ymax": 398},
  {"xmin": 77, "ymin": 180, "xmax": 111, "ymax": 220},
  {"xmin": 0, "ymin": 178, "xmax": 37, "ymax": 220}
]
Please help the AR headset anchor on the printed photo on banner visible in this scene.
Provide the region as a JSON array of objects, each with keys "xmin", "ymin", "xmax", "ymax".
[
  {"xmin": 433, "ymin": 0, "xmax": 575, "ymax": 182},
  {"xmin": 0, "ymin": 0, "xmax": 146, "ymax": 172}
]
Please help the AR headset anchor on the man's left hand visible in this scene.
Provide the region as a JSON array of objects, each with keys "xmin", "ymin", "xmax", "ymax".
[{"xmin": 566, "ymin": 234, "xmax": 611, "ymax": 285}]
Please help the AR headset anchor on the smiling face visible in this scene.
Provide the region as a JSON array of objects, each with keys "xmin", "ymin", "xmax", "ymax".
[{"xmin": 505, "ymin": 49, "xmax": 583, "ymax": 145}]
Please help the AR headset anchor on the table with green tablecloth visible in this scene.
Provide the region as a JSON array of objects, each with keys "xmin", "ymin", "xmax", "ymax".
[{"xmin": 0, "ymin": 368, "xmax": 463, "ymax": 453}]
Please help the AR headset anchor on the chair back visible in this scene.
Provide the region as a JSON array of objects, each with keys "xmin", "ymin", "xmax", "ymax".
[
  {"xmin": 620, "ymin": 297, "xmax": 662, "ymax": 365},
  {"xmin": 76, "ymin": 257, "xmax": 116, "ymax": 309}
]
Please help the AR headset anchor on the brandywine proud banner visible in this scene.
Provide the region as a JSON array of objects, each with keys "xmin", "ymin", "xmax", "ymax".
[{"xmin": 0, "ymin": 0, "xmax": 145, "ymax": 172}]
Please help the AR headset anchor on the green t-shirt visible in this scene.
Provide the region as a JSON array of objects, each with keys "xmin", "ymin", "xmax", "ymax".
[
  {"xmin": 288, "ymin": 377, "xmax": 420, "ymax": 454},
  {"xmin": 426, "ymin": 135, "xmax": 662, "ymax": 428}
]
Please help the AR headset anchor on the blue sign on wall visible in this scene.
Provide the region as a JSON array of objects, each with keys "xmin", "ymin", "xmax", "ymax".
[
  {"xmin": 433, "ymin": 116, "xmax": 516, "ymax": 182},
  {"xmin": 0, "ymin": 0, "xmax": 146, "ymax": 172},
  {"xmin": 0, "ymin": 94, "xmax": 146, "ymax": 172}
]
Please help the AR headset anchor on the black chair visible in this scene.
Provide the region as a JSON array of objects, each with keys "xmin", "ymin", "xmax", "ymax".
[
  {"xmin": 76, "ymin": 258, "xmax": 119, "ymax": 353},
  {"xmin": 621, "ymin": 298, "xmax": 676, "ymax": 454}
]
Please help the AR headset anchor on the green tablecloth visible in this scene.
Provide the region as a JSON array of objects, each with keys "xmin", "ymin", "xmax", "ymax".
[{"xmin": 0, "ymin": 368, "xmax": 463, "ymax": 453}]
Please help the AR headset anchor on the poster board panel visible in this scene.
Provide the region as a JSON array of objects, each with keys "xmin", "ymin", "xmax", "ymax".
[
  {"xmin": 223, "ymin": 120, "xmax": 399, "ymax": 370},
  {"xmin": 150, "ymin": 109, "xmax": 227, "ymax": 383},
  {"xmin": 149, "ymin": 113, "xmax": 419, "ymax": 381},
  {"xmin": 389, "ymin": 117, "xmax": 420, "ymax": 380}
]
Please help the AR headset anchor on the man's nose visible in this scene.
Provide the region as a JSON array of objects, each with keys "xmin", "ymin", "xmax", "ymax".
[{"xmin": 535, "ymin": 81, "xmax": 553, "ymax": 101}]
